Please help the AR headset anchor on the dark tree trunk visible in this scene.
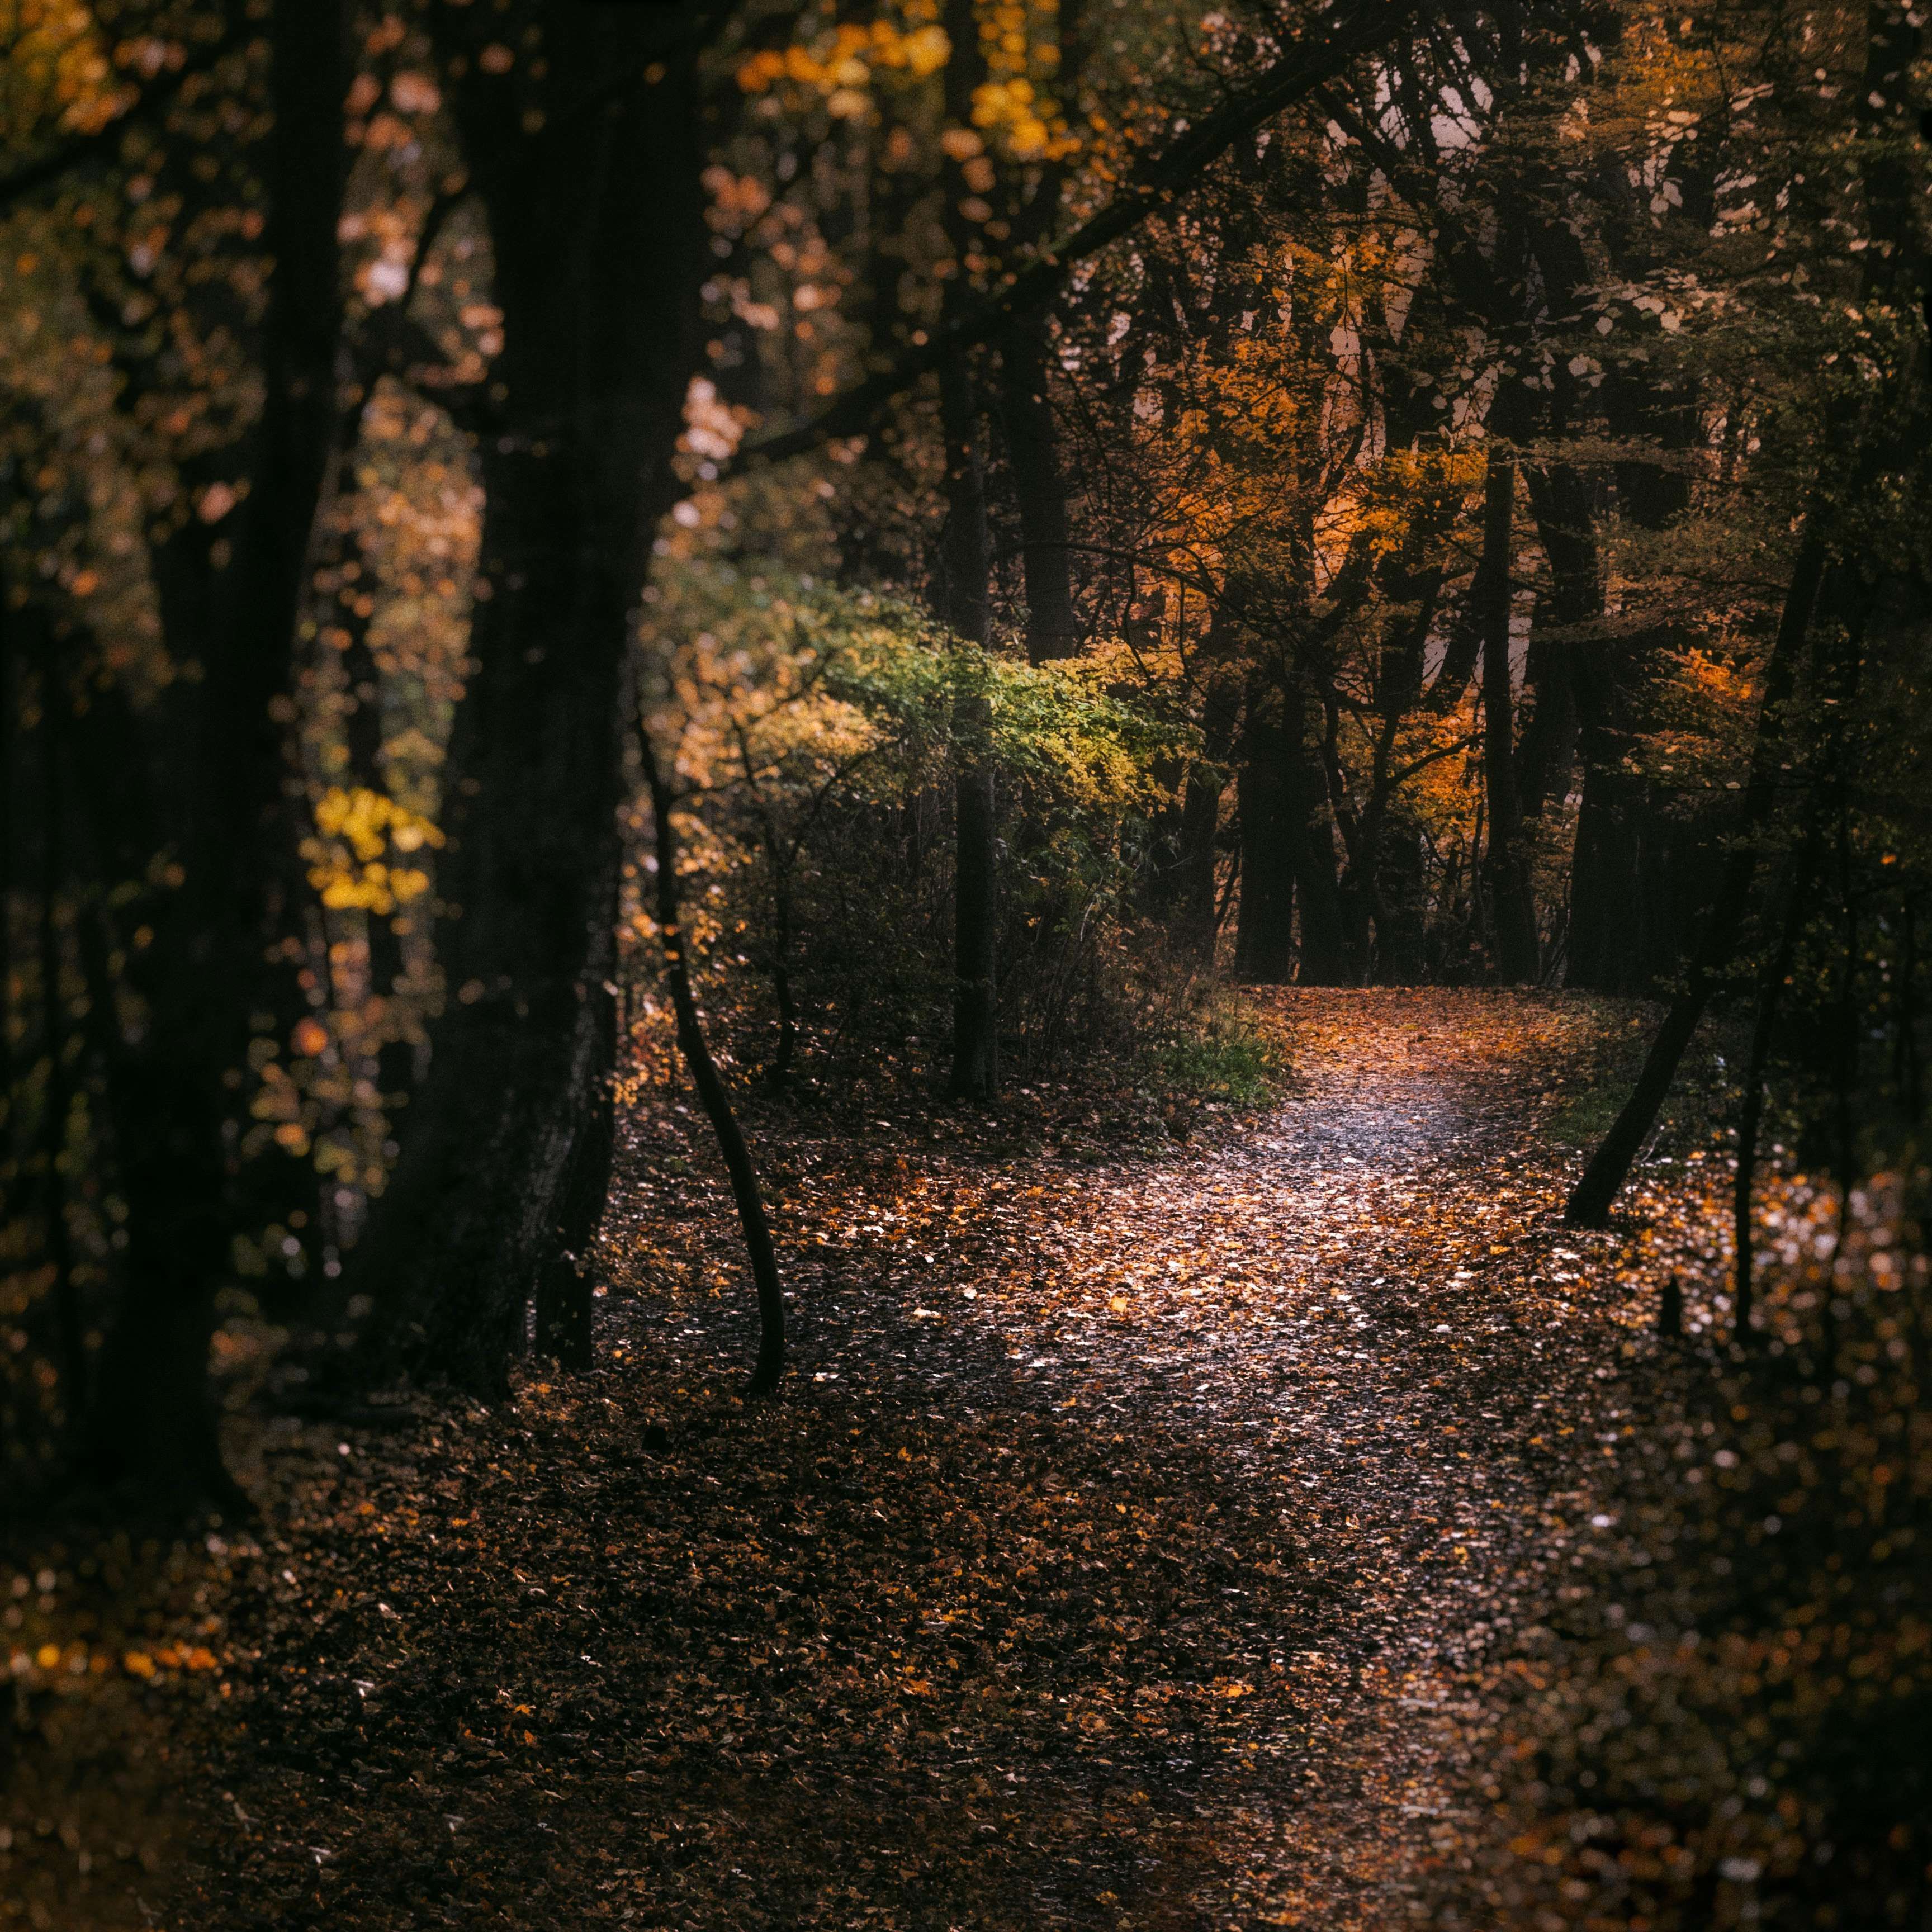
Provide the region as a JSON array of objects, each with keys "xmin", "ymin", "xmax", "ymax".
[
  {"xmin": 1357, "ymin": 487, "xmax": 1452, "ymax": 979},
  {"xmin": 935, "ymin": 0, "xmax": 1000, "ymax": 1101},
  {"xmin": 1171, "ymin": 670, "xmax": 1239, "ymax": 960},
  {"xmin": 1516, "ymin": 610, "xmax": 1579, "ymax": 822},
  {"xmin": 356, "ymin": 9, "xmax": 707, "ymax": 1390},
  {"xmin": 999, "ymin": 320, "xmax": 1079, "ymax": 664},
  {"xmin": 86, "ymin": 0, "xmax": 349, "ymax": 1502},
  {"xmin": 531, "ymin": 827, "xmax": 619, "ymax": 1375},
  {"xmin": 1234, "ymin": 684, "xmax": 1296, "ymax": 983},
  {"xmin": 638, "ymin": 735, "xmax": 784, "ymax": 1395},
  {"xmin": 1475, "ymin": 432, "xmax": 1538, "ymax": 981},
  {"xmin": 1422, "ymin": 584, "xmax": 1483, "ymax": 717},
  {"xmin": 1518, "ymin": 462, "xmax": 1599, "ymax": 818},
  {"xmin": 1281, "ymin": 685, "xmax": 1353, "ymax": 986},
  {"xmin": 1290, "ymin": 756, "xmax": 1353, "ymax": 984},
  {"xmin": 1565, "ymin": 637, "xmax": 1649, "ymax": 993},
  {"xmin": 1564, "ymin": 538, "xmax": 1830, "ymax": 1226},
  {"xmin": 336, "ymin": 528, "xmax": 415, "ymax": 1115}
]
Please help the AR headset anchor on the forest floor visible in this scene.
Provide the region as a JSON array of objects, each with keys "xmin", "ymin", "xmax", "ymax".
[{"xmin": 15, "ymin": 989, "xmax": 1762, "ymax": 1930}]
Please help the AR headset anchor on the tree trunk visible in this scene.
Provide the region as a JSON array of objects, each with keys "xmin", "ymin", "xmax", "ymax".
[
  {"xmin": 85, "ymin": 0, "xmax": 348, "ymax": 1503},
  {"xmin": 638, "ymin": 735, "xmax": 784, "ymax": 1395},
  {"xmin": 1283, "ymin": 685, "xmax": 1353, "ymax": 986},
  {"xmin": 936, "ymin": 0, "xmax": 1002, "ymax": 1099},
  {"xmin": 1565, "ymin": 631, "xmax": 1650, "ymax": 993},
  {"xmin": 1234, "ymin": 681, "xmax": 1296, "ymax": 982},
  {"xmin": 999, "ymin": 320, "xmax": 1079, "ymax": 663},
  {"xmin": 354, "ymin": 9, "xmax": 707, "ymax": 1390},
  {"xmin": 1519, "ymin": 462, "xmax": 1599, "ymax": 818},
  {"xmin": 1172, "ymin": 670, "xmax": 1239, "ymax": 960},
  {"xmin": 936, "ymin": 245, "xmax": 1000, "ymax": 1098},
  {"xmin": 1476, "ymin": 432, "xmax": 1538, "ymax": 981},
  {"xmin": 1564, "ymin": 539, "xmax": 1830, "ymax": 1226}
]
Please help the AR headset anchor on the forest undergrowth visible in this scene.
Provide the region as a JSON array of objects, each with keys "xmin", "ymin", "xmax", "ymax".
[{"xmin": 3, "ymin": 989, "xmax": 1920, "ymax": 1930}]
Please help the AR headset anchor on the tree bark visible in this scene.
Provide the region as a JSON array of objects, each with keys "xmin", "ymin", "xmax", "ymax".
[
  {"xmin": 1290, "ymin": 749, "xmax": 1354, "ymax": 984},
  {"xmin": 1281, "ymin": 684, "xmax": 1353, "ymax": 986},
  {"xmin": 1475, "ymin": 431, "xmax": 1538, "ymax": 981},
  {"xmin": 932, "ymin": 0, "xmax": 1001, "ymax": 1101},
  {"xmin": 84, "ymin": 0, "xmax": 349, "ymax": 1503},
  {"xmin": 999, "ymin": 320, "xmax": 1079, "ymax": 663},
  {"xmin": 1518, "ymin": 462, "xmax": 1599, "ymax": 819},
  {"xmin": 1171, "ymin": 670, "xmax": 1239, "ymax": 960},
  {"xmin": 354, "ymin": 8, "xmax": 707, "ymax": 1390},
  {"xmin": 1234, "ymin": 683, "xmax": 1296, "ymax": 983}
]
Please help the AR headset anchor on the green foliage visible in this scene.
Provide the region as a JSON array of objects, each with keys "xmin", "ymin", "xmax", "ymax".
[
  {"xmin": 1144, "ymin": 1002, "xmax": 1285, "ymax": 1106},
  {"xmin": 633, "ymin": 525, "xmax": 1197, "ymax": 1087}
]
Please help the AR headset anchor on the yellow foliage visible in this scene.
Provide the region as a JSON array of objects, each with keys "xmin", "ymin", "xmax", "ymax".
[
  {"xmin": 0, "ymin": 1, "xmax": 131, "ymax": 140},
  {"xmin": 736, "ymin": 19, "xmax": 951, "ymax": 97},
  {"xmin": 305, "ymin": 786, "xmax": 444, "ymax": 915}
]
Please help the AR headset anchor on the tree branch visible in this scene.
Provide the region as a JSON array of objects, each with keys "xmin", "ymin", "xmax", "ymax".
[{"xmin": 730, "ymin": 0, "xmax": 1429, "ymax": 473}]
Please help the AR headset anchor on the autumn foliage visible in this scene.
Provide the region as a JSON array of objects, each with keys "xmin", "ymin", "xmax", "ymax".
[{"xmin": 2, "ymin": 0, "xmax": 1930, "ymax": 1926}]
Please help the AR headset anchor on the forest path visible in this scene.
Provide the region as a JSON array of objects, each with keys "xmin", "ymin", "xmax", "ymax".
[{"xmin": 192, "ymin": 990, "xmax": 1646, "ymax": 1931}]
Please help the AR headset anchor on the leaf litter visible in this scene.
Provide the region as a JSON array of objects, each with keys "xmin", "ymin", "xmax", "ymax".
[{"xmin": 69, "ymin": 988, "xmax": 1869, "ymax": 1928}]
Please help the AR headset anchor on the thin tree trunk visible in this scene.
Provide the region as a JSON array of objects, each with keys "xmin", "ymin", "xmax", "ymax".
[
  {"xmin": 1287, "ymin": 683, "xmax": 1353, "ymax": 985},
  {"xmin": 1475, "ymin": 430, "xmax": 1538, "ymax": 981},
  {"xmin": 1734, "ymin": 850, "xmax": 1813, "ymax": 1336},
  {"xmin": 936, "ymin": 260, "xmax": 1000, "ymax": 1097},
  {"xmin": 1564, "ymin": 537, "xmax": 1829, "ymax": 1225},
  {"xmin": 1000, "ymin": 320, "xmax": 1079, "ymax": 663},
  {"xmin": 1172, "ymin": 669, "xmax": 1239, "ymax": 960},
  {"xmin": 638, "ymin": 733, "xmax": 784, "ymax": 1396},
  {"xmin": 1234, "ymin": 683, "xmax": 1296, "ymax": 982}
]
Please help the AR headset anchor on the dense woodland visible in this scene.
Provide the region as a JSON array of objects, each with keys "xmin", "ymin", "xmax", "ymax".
[{"xmin": 2, "ymin": 0, "xmax": 1930, "ymax": 1926}]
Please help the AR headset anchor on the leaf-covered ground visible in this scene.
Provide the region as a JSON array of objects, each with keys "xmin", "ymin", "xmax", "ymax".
[{"xmin": 11, "ymin": 990, "xmax": 1810, "ymax": 1929}]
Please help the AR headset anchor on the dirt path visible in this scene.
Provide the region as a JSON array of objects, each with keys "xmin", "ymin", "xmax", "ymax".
[{"xmin": 178, "ymin": 989, "xmax": 1652, "ymax": 1930}]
